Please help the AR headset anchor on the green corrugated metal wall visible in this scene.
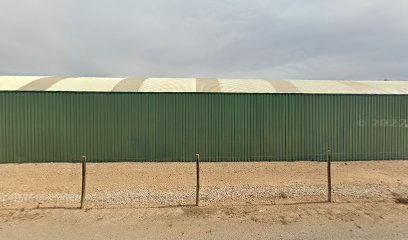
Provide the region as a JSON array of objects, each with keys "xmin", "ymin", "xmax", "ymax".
[{"xmin": 0, "ymin": 92, "xmax": 407, "ymax": 163}]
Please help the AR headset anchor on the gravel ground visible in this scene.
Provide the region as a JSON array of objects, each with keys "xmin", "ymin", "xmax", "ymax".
[
  {"xmin": 1, "ymin": 184, "xmax": 406, "ymax": 207},
  {"xmin": 0, "ymin": 161, "xmax": 407, "ymax": 208},
  {"xmin": 1, "ymin": 161, "xmax": 408, "ymax": 240}
]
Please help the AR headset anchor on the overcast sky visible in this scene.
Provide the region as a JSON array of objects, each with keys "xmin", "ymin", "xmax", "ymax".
[{"xmin": 0, "ymin": 0, "xmax": 407, "ymax": 80}]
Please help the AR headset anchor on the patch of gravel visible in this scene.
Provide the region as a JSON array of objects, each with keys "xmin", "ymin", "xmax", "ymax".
[{"xmin": 1, "ymin": 184, "xmax": 405, "ymax": 206}]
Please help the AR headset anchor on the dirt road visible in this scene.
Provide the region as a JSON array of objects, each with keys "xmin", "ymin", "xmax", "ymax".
[{"xmin": 0, "ymin": 161, "xmax": 407, "ymax": 239}]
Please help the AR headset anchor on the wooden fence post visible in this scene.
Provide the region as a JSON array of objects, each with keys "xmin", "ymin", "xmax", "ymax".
[
  {"xmin": 81, "ymin": 155, "xmax": 87, "ymax": 209},
  {"xmin": 195, "ymin": 154, "xmax": 200, "ymax": 206},
  {"xmin": 327, "ymin": 148, "xmax": 332, "ymax": 202}
]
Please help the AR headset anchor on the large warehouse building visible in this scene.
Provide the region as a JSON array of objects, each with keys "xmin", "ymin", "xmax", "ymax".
[{"xmin": 0, "ymin": 76, "xmax": 407, "ymax": 163}]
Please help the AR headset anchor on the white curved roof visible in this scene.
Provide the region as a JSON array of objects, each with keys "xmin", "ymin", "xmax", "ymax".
[{"xmin": 0, "ymin": 76, "xmax": 407, "ymax": 94}]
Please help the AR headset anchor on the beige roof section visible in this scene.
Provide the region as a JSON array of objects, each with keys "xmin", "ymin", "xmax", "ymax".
[
  {"xmin": 0, "ymin": 76, "xmax": 407, "ymax": 94},
  {"xmin": 19, "ymin": 77, "xmax": 67, "ymax": 91},
  {"xmin": 139, "ymin": 78, "xmax": 196, "ymax": 92},
  {"xmin": 112, "ymin": 78, "xmax": 146, "ymax": 92},
  {"xmin": 265, "ymin": 79, "xmax": 300, "ymax": 93},
  {"xmin": 218, "ymin": 79, "xmax": 276, "ymax": 93},
  {"xmin": 352, "ymin": 81, "xmax": 408, "ymax": 94},
  {"xmin": 196, "ymin": 78, "xmax": 221, "ymax": 92},
  {"xmin": 0, "ymin": 76, "xmax": 46, "ymax": 90},
  {"xmin": 290, "ymin": 80, "xmax": 358, "ymax": 94},
  {"xmin": 48, "ymin": 77, "xmax": 124, "ymax": 92}
]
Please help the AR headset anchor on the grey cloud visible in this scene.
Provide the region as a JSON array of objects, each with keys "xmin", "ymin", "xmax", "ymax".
[{"xmin": 0, "ymin": 0, "xmax": 407, "ymax": 79}]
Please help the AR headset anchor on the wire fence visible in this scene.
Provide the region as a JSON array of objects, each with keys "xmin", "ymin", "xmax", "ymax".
[{"xmin": 0, "ymin": 149, "xmax": 407, "ymax": 209}]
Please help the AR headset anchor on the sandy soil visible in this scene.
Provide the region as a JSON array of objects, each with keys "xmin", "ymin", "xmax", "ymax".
[{"xmin": 0, "ymin": 161, "xmax": 408, "ymax": 239}]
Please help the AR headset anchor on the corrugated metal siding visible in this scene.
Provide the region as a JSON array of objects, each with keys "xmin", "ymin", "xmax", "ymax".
[{"xmin": 0, "ymin": 92, "xmax": 407, "ymax": 163}]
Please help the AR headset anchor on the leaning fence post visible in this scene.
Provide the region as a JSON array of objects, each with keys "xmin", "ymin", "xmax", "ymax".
[
  {"xmin": 327, "ymin": 148, "xmax": 332, "ymax": 202},
  {"xmin": 195, "ymin": 153, "xmax": 200, "ymax": 206},
  {"xmin": 80, "ymin": 155, "xmax": 87, "ymax": 209}
]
